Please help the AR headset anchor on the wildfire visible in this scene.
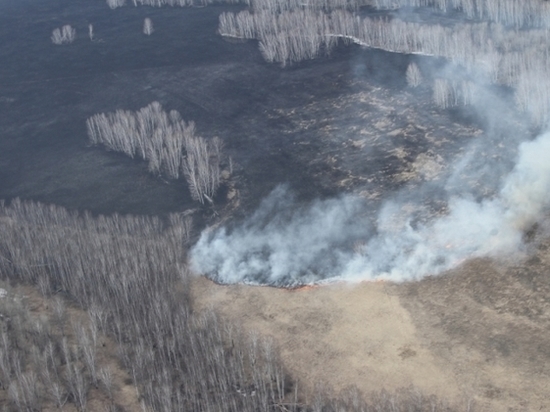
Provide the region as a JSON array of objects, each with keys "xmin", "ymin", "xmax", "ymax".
[
  {"xmin": 286, "ymin": 284, "xmax": 318, "ymax": 292},
  {"xmin": 285, "ymin": 277, "xmax": 386, "ymax": 291}
]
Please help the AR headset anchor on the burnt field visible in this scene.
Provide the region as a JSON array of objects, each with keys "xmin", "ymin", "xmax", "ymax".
[
  {"xmin": 1, "ymin": 0, "xmax": 550, "ymax": 410},
  {"xmin": 0, "ymin": 0, "xmax": 523, "ymax": 218}
]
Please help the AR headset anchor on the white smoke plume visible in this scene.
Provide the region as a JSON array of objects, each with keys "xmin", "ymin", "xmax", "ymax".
[{"xmin": 190, "ymin": 131, "xmax": 550, "ymax": 286}]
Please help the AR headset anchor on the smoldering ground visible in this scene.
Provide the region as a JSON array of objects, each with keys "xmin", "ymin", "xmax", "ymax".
[
  {"xmin": 191, "ymin": 128, "xmax": 550, "ymax": 286},
  {"xmin": 192, "ymin": 4, "xmax": 550, "ymax": 286},
  {"xmin": 191, "ymin": 186, "xmax": 368, "ymax": 285}
]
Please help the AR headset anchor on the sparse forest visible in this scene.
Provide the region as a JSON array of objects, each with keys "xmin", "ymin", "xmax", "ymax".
[
  {"xmin": 143, "ymin": 18, "xmax": 154, "ymax": 35},
  {"xmin": 217, "ymin": 0, "xmax": 550, "ymax": 125},
  {"xmin": 97, "ymin": 0, "xmax": 550, "ymax": 124},
  {"xmin": 0, "ymin": 200, "xmax": 288, "ymax": 411},
  {"xmin": 0, "ymin": 200, "xmax": 469, "ymax": 411}
]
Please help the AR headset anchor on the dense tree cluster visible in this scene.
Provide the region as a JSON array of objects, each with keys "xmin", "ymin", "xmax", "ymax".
[
  {"xmin": 406, "ymin": 62, "xmax": 422, "ymax": 87},
  {"xmin": 372, "ymin": 0, "xmax": 550, "ymax": 29},
  {"xmin": 110, "ymin": 0, "xmax": 365, "ymax": 10},
  {"xmin": 51, "ymin": 25, "xmax": 76, "ymax": 45},
  {"xmin": 247, "ymin": 0, "xmax": 364, "ymax": 12},
  {"xmin": 106, "ymin": 0, "xmax": 126, "ymax": 9},
  {"xmin": 219, "ymin": 7, "xmax": 550, "ymax": 124},
  {"xmin": 124, "ymin": 0, "xmax": 245, "ymax": 7},
  {"xmin": 87, "ymin": 102, "xmax": 223, "ymax": 204},
  {"xmin": 220, "ymin": 7, "xmax": 549, "ymax": 77},
  {"xmin": 219, "ymin": 9, "xmax": 336, "ymax": 65},
  {"xmin": 432, "ymin": 78, "xmax": 476, "ymax": 108}
]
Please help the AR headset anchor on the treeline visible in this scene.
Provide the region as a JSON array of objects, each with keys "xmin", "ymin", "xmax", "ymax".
[
  {"xmin": 219, "ymin": 8, "xmax": 549, "ymax": 78},
  {"xmin": 0, "ymin": 199, "xmax": 470, "ymax": 411},
  {"xmin": 87, "ymin": 102, "xmax": 224, "ymax": 204},
  {"xmin": 219, "ymin": 8, "xmax": 550, "ymax": 124},
  {"xmin": 246, "ymin": 0, "xmax": 366, "ymax": 12},
  {"xmin": 108, "ymin": 0, "xmax": 244, "ymax": 8},
  {"xmin": 372, "ymin": 0, "xmax": 550, "ymax": 29},
  {"xmin": 108, "ymin": 0, "xmax": 368, "ymax": 10},
  {"xmin": 219, "ymin": 9, "xmax": 337, "ymax": 65},
  {"xmin": 432, "ymin": 78, "xmax": 476, "ymax": 108}
]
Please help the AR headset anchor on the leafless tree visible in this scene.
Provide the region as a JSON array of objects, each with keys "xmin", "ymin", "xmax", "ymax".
[
  {"xmin": 67, "ymin": 363, "xmax": 89, "ymax": 411},
  {"xmin": 99, "ymin": 367, "xmax": 114, "ymax": 400},
  {"xmin": 182, "ymin": 136, "xmax": 221, "ymax": 204},
  {"xmin": 17, "ymin": 371, "xmax": 41, "ymax": 411},
  {"xmin": 75, "ymin": 323, "xmax": 98, "ymax": 386},
  {"xmin": 52, "ymin": 297, "xmax": 67, "ymax": 335},
  {"xmin": 406, "ymin": 62, "xmax": 422, "ymax": 87},
  {"xmin": 433, "ymin": 78, "xmax": 453, "ymax": 109}
]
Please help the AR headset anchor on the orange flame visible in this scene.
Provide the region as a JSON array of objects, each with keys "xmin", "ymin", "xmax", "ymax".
[{"xmin": 286, "ymin": 284, "xmax": 318, "ymax": 292}]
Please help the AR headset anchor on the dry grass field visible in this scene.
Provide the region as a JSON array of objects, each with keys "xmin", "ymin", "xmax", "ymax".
[{"xmin": 191, "ymin": 246, "xmax": 550, "ymax": 411}]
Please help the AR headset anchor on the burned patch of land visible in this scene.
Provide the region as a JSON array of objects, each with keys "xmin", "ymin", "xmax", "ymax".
[{"xmin": 1, "ymin": 0, "xmax": 550, "ymax": 410}]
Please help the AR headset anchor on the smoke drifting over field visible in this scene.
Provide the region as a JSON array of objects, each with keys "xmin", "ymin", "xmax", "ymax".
[
  {"xmin": 192, "ymin": 187, "xmax": 366, "ymax": 285},
  {"xmin": 191, "ymin": 131, "xmax": 550, "ymax": 286},
  {"xmin": 190, "ymin": 0, "xmax": 550, "ymax": 286}
]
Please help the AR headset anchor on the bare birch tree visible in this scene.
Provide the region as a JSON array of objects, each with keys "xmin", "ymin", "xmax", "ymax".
[
  {"xmin": 143, "ymin": 18, "xmax": 154, "ymax": 35},
  {"xmin": 433, "ymin": 78, "xmax": 452, "ymax": 109},
  {"xmin": 406, "ymin": 62, "xmax": 422, "ymax": 87}
]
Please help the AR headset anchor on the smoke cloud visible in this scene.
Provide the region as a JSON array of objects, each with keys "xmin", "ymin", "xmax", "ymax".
[{"xmin": 190, "ymin": 131, "xmax": 550, "ymax": 286}]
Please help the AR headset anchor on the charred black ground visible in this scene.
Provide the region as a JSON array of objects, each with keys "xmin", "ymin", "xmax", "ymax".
[
  {"xmin": 2, "ymin": 1, "xmax": 550, "ymax": 411},
  {"xmin": 0, "ymin": 0, "xmax": 525, "ymax": 219}
]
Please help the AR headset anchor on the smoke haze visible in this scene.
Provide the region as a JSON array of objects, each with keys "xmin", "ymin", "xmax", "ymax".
[{"xmin": 191, "ymin": 131, "xmax": 550, "ymax": 286}]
